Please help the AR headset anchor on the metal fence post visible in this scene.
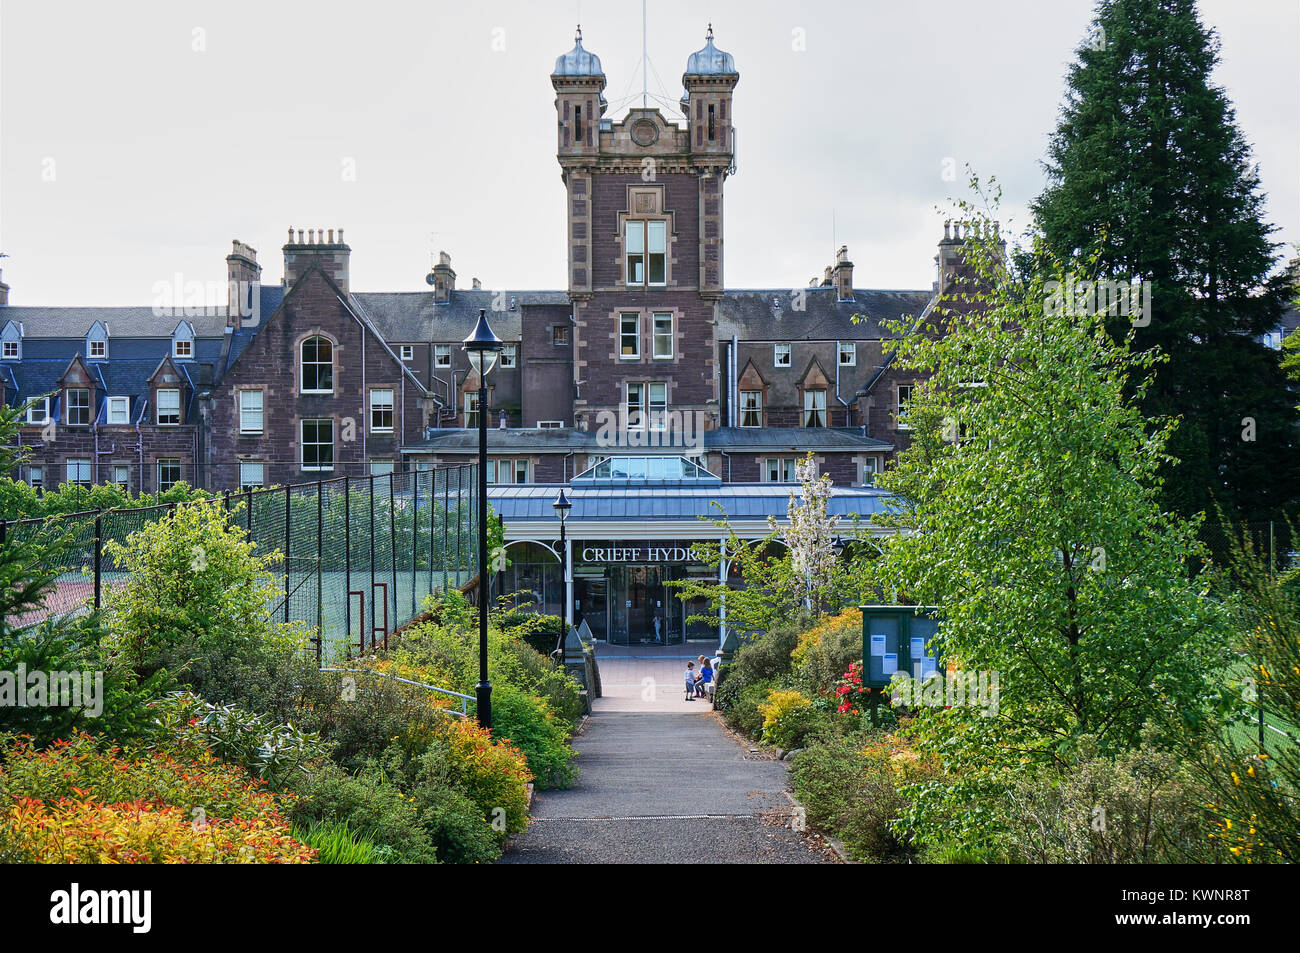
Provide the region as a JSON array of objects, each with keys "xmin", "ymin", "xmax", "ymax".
[
  {"xmin": 344, "ymin": 475, "xmax": 351, "ymax": 653},
  {"xmin": 442, "ymin": 470, "xmax": 450, "ymax": 596},
  {"xmin": 411, "ymin": 469, "xmax": 419, "ymax": 619},
  {"xmin": 284, "ymin": 485, "xmax": 291, "ymax": 625},
  {"xmin": 369, "ymin": 474, "xmax": 376, "ymax": 650},
  {"xmin": 390, "ymin": 472, "xmax": 398, "ymax": 639},
  {"xmin": 93, "ymin": 509, "xmax": 103, "ymax": 610},
  {"xmin": 316, "ymin": 480, "xmax": 324, "ymax": 665}
]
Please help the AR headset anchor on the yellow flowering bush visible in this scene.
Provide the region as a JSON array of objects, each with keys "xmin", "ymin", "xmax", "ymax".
[{"xmin": 758, "ymin": 689, "xmax": 815, "ymax": 749}]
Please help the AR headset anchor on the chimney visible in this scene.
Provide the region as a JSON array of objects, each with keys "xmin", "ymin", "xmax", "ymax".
[
  {"xmin": 0, "ymin": 268, "xmax": 9, "ymax": 307},
  {"xmin": 431, "ymin": 251, "xmax": 456, "ymax": 303},
  {"xmin": 472, "ymin": 277, "xmax": 482, "ymax": 290},
  {"xmin": 283, "ymin": 226, "xmax": 350, "ymax": 292},
  {"xmin": 821, "ymin": 266, "xmax": 833, "ymax": 287},
  {"xmin": 226, "ymin": 240, "xmax": 261, "ymax": 328},
  {"xmin": 832, "ymin": 245, "xmax": 853, "ymax": 301}
]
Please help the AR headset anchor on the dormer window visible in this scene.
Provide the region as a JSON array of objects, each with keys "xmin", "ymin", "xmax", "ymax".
[
  {"xmin": 66, "ymin": 388, "xmax": 91, "ymax": 426},
  {"xmin": 86, "ymin": 322, "xmax": 109, "ymax": 360},
  {"xmin": 172, "ymin": 321, "xmax": 195, "ymax": 360},
  {"xmin": 803, "ymin": 389, "xmax": 827, "ymax": 428},
  {"xmin": 89, "ymin": 340, "xmax": 106, "ymax": 359},
  {"xmin": 156, "ymin": 388, "xmax": 181, "ymax": 426},
  {"xmin": 174, "ymin": 339, "xmax": 192, "ymax": 359},
  {"xmin": 0, "ymin": 321, "xmax": 20, "ymax": 360},
  {"xmin": 625, "ymin": 220, "xmax": 666, "ymax": 287},
  {"xmin": 27, "ymin": 396, "xmax": 51, "ymax": 424},
  {"xmin": 2, "ymin": 341, "xmax": 18, "ymax": 360},
  {"xmin": 106, "ymin": 396, "xmax": 130, "ymax": 425}
]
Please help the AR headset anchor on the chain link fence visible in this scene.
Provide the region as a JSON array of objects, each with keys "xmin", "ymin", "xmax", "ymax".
[{"xmin": 3, "ymin": 466, "xmax": 479, "ymax": 663}]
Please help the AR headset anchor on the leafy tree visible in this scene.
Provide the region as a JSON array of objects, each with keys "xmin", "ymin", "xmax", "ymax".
[
  {"xmin": 0, "ymin": 401, "xmax": 156, "ymax": 743},
  {"xmin": 1033, "ymin": 0, "xmax": 1300, "ymax": 526},
  {"xmin": 102, "ymin": 497, "xmax": 306, "ymax": 681},
  {"xmin": 871, "ymin": 201, "xmax": 1232, "ymax": 771}
]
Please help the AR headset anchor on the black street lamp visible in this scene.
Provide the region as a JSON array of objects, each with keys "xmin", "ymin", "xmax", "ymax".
[
  {"xmin": 463, "ymin": 308, "xmax": 504, "ymax": 729},
  {"xmin": 552, "ymin": 488, "xmax": 572, "ymax": 663}
]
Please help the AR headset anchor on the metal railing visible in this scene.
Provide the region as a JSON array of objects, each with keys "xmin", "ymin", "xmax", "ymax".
[{"xmin": 3, "ymin": 466, "xmax": 480, "ymax": 664}]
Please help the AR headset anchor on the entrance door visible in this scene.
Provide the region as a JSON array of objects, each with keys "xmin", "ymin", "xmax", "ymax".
[{"xmin": 575, "ymin": 576, "xmax": 608, "ymax": 641}]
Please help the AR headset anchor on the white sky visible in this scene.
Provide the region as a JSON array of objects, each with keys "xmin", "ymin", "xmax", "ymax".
[{"xmin": 1, "ymin": 0, "xmax": 1296, "ymax": 305}]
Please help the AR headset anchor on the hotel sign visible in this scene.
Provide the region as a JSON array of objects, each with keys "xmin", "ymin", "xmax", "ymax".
[{"xmin": 581, "ymin": 546, "xmax": 695, "ymax": 563}]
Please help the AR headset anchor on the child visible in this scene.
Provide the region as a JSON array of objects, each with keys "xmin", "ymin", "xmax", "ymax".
[{"xmin": 684, "ymin": 661, "xmax": 696, "ymax": 701}]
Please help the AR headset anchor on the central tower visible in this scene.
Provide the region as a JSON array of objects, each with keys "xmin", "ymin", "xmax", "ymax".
[{"xmin": 551, "ymin": 26, "xmax": 739, "ymax": 435}]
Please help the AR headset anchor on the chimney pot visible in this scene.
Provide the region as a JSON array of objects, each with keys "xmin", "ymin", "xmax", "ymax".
[{"xmin": 328, "ymin": 228, "xmax": 335, "ymax": 243}]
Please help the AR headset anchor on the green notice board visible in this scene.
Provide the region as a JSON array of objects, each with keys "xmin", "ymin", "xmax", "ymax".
[{"xmin": 860, "ymin": 605, "xmax": 942, "ymax": 689}]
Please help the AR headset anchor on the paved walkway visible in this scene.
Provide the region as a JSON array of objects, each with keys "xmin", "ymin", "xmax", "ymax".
[{"xmin": 499, "ymin": 643, "xmax": 833, "ymax": 864}]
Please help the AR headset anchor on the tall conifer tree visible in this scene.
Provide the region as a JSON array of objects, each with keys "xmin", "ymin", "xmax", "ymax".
[{"xmin": 1033, "ymin": 0, "xmax": 1299, "ymax": 527}]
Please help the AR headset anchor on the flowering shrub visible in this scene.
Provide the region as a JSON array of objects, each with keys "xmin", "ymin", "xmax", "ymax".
[
  {"xmin": 758, "ymin": 689, "xmax": 815, "ymax": 749},
  {"xmin": 833, "ymin": 662, "xmax": 868, "ymax": 714},
  {"xmin": 6, "ymin": 797, "xmax": 315, "ymax": 863},
  {"xmin": 0, "ymin": 732, "xmax": 288, "ymax": 822},
  {"xmin": 794, "ymin": 608, "xmax": 862, "ymax": 666}
]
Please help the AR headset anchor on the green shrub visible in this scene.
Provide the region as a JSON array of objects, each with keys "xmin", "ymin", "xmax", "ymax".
[
  {"xmin": 490, "ymin": 683, "xmax": 576, "ymax": 790},
  {"xmin": 791, "ymin": 731, "xmax": 936, "ymax": 863},
  {"xmin": 758, "ymin": 688, "xmax": 816, "ymax": 749},
  {"xmin": 731, "ymin": 678, "xmax": 776, "ymax": 739},
  {"xmin": 795, "ymin": 616, "xmax": 865, "ymax": 697},
  {"xmin": 499, "ymin": 609, "xmax": 565, "ymax": 660}
]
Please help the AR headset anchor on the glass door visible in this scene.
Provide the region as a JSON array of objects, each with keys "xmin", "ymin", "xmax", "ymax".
[{"xmin": 575, "ymin": 577, "xmax": 609, "ymax": 642}]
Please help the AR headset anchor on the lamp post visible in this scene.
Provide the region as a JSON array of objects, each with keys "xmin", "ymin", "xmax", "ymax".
[
  {"xmin": 552, "ymin": 488, "xmax": 572, "ymax": 663},
  {"xmin": 463, "ymin": 308, "xmax": 504, "ymax": 729}
]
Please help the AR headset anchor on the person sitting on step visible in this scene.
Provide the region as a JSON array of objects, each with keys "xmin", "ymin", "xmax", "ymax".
[{"xmin": 695, "ymin": 655, "xmax": 713, "ymax": 698}]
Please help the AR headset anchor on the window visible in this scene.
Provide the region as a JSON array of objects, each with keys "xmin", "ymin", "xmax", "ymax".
[
  {"xmin": 464, "ymin": 392, "xmax": 479, "ymax": 429},
  {"xmin": 537, "ymin": 420, "xmax": 563, "ymax": 429},
  {"xmin": 897, "ymin": 384, "xmax": 912, "ymax": 430},
  {"xmin": 489, "ymin": 459, "xmax": 529, "ymax": 484},
  {"xmin": 301, "ymin": 336, "xmax": 333, "ymax": 393},
  {"xmin": 370, "ymin": 388, "xmax": 394, "ymax": 433},
  {"xmin": 28, "ymin": 465, "xmax": 43, "ymax": 490},
  {"xmin": 369, "ymin": 460, "xmax": 395, "ymax": 476},
  {"xmin": 624, "ymin": 220, "xmax": 666, "ymax": 287},
  {"xmin": 574, "ymin": 104, "xmax": 583, "ymax": 142},
  {"xmin": 400, "ymin": 345, "xmax": 414, "ymax": 361},
  {"xmin": 173, "ymin": 339, "xmax": 192, "ymax": 359},
  {"xmin": 708, "ymin": 103, "xmax": 716, "ymax": 140},
  {"xmin": 106, "ymin": 396, "xmax": 130, "ymax": 425},
  {"xmin": 774, "ymin": 344, "xmax": 791, "ymax": 367},
  {"xmin": 27, "ymin": 396, "xmax": 50, "ymax": 424},
  {"xmin": 301, "ymin": 419, "xmax": 334, "ymax": 470},
  {"xmin": 67, "ymin": 458, "xmax": 92, "ymax": 487},
  {"xmin": 861, "ymin": 457, "xmax": 878, "ymax": 485},
  {"xmin": 156, "ymin": 388, "xmax": 181, "ymax": 426},
  {"xmin": 2, "ymin": 341, "xmax": 17, "ymax": 359},
  {"xmin": 499, "ymin": 344, "xmax": 517, "ymax": 368},
  {"xmin": 1264, "ymin": 331, "xmax": 1283, "ymax": 350},
  {"xmin": 652, "ymin": 313, "xmax": 673, "ymax": 359},
  {"xmin": 765, "ymin": 458, "xmax": 798, "ymax": 483},
  {"xmin": 112, "ymin": 465, "xmax": 130, "ymax": 491},
  {"xmin": 239, "ymin": 462, "xmax": 264, "ymax": 489},
  {"xmin": 66, "ymin": 389, "xmax": 90, "ymax": 426},
  {"xmin": 434, "ymin": 345, "xmax": 451, "ymax": 368},
  {"xmin": 158, "ymin": 458, "xmax": 181, "ymax": 492},
  {"xmin": 552, "ymin": 326, "xmax": 570, "ymax": 347},
  {"xmin": 803, "ymin": 389, "xmax": 827, "ymax": 428},
  {"xmin": 620, "ymin": 313, "xmax": 640, "ymax": 358},
  {"xmin": 239, "ymin": 390, "xmax": 264, "ymax": 434},
  {"xmin": 740, "ymin": 390, "xmax": 763, "ymax": 428},
  {"xmin": 626, "ymin": 382, "xmax": 644, "ymax": 429},
  {"xmin": 648, "ymin": 382, "xmax": 667, "ymax": 430},
  {"xmin": 89, "ymin": 340, "xmax": 106, "ymax": 359},
  {"xmin": 626, "ymin": 381, "xmax": 667, "ymax": 430},
  {"xmin": 838, "ymin": 341, "xmax": 856, "ymax": 366}
]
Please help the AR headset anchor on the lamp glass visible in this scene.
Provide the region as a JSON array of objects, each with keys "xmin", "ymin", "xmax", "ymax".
[{"xmin": 467, "ymin": 349, "xmax": 499, "ymax": 378}]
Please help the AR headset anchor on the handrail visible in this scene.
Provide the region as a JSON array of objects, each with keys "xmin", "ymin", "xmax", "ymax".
[{"xmin": 320, "ymin": 667, "xmax": 473, "ymax": 717}]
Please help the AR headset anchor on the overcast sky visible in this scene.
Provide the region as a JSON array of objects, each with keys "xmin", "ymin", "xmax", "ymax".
[{"xmin": 1, "ymin": 0, "xmax": 1296, "ymax": 306}]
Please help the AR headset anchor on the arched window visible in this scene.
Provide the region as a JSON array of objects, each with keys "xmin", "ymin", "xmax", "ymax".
[{"xmin": 301, "ymin": 336, "xmax": 333, "ymax": 393}]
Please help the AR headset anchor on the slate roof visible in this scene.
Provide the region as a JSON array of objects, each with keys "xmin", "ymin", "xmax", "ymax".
[
  {"xmin": 707, "ymin": 426, "xmax": 892, "ymax": 451},
  {"xmin": 0, "ymin": 306, "xmax": 228, "ymax": 339},
  {"xmin": 718, "ymin": 287, "xmax": 934, "ymax": 340},
  {"xmin": 488, "ymin": 484, "xmax": 893, "ymax": 523},
  {"xmin": 352, "ymin": 290, "xmax": 570, "ymax": 344}
]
